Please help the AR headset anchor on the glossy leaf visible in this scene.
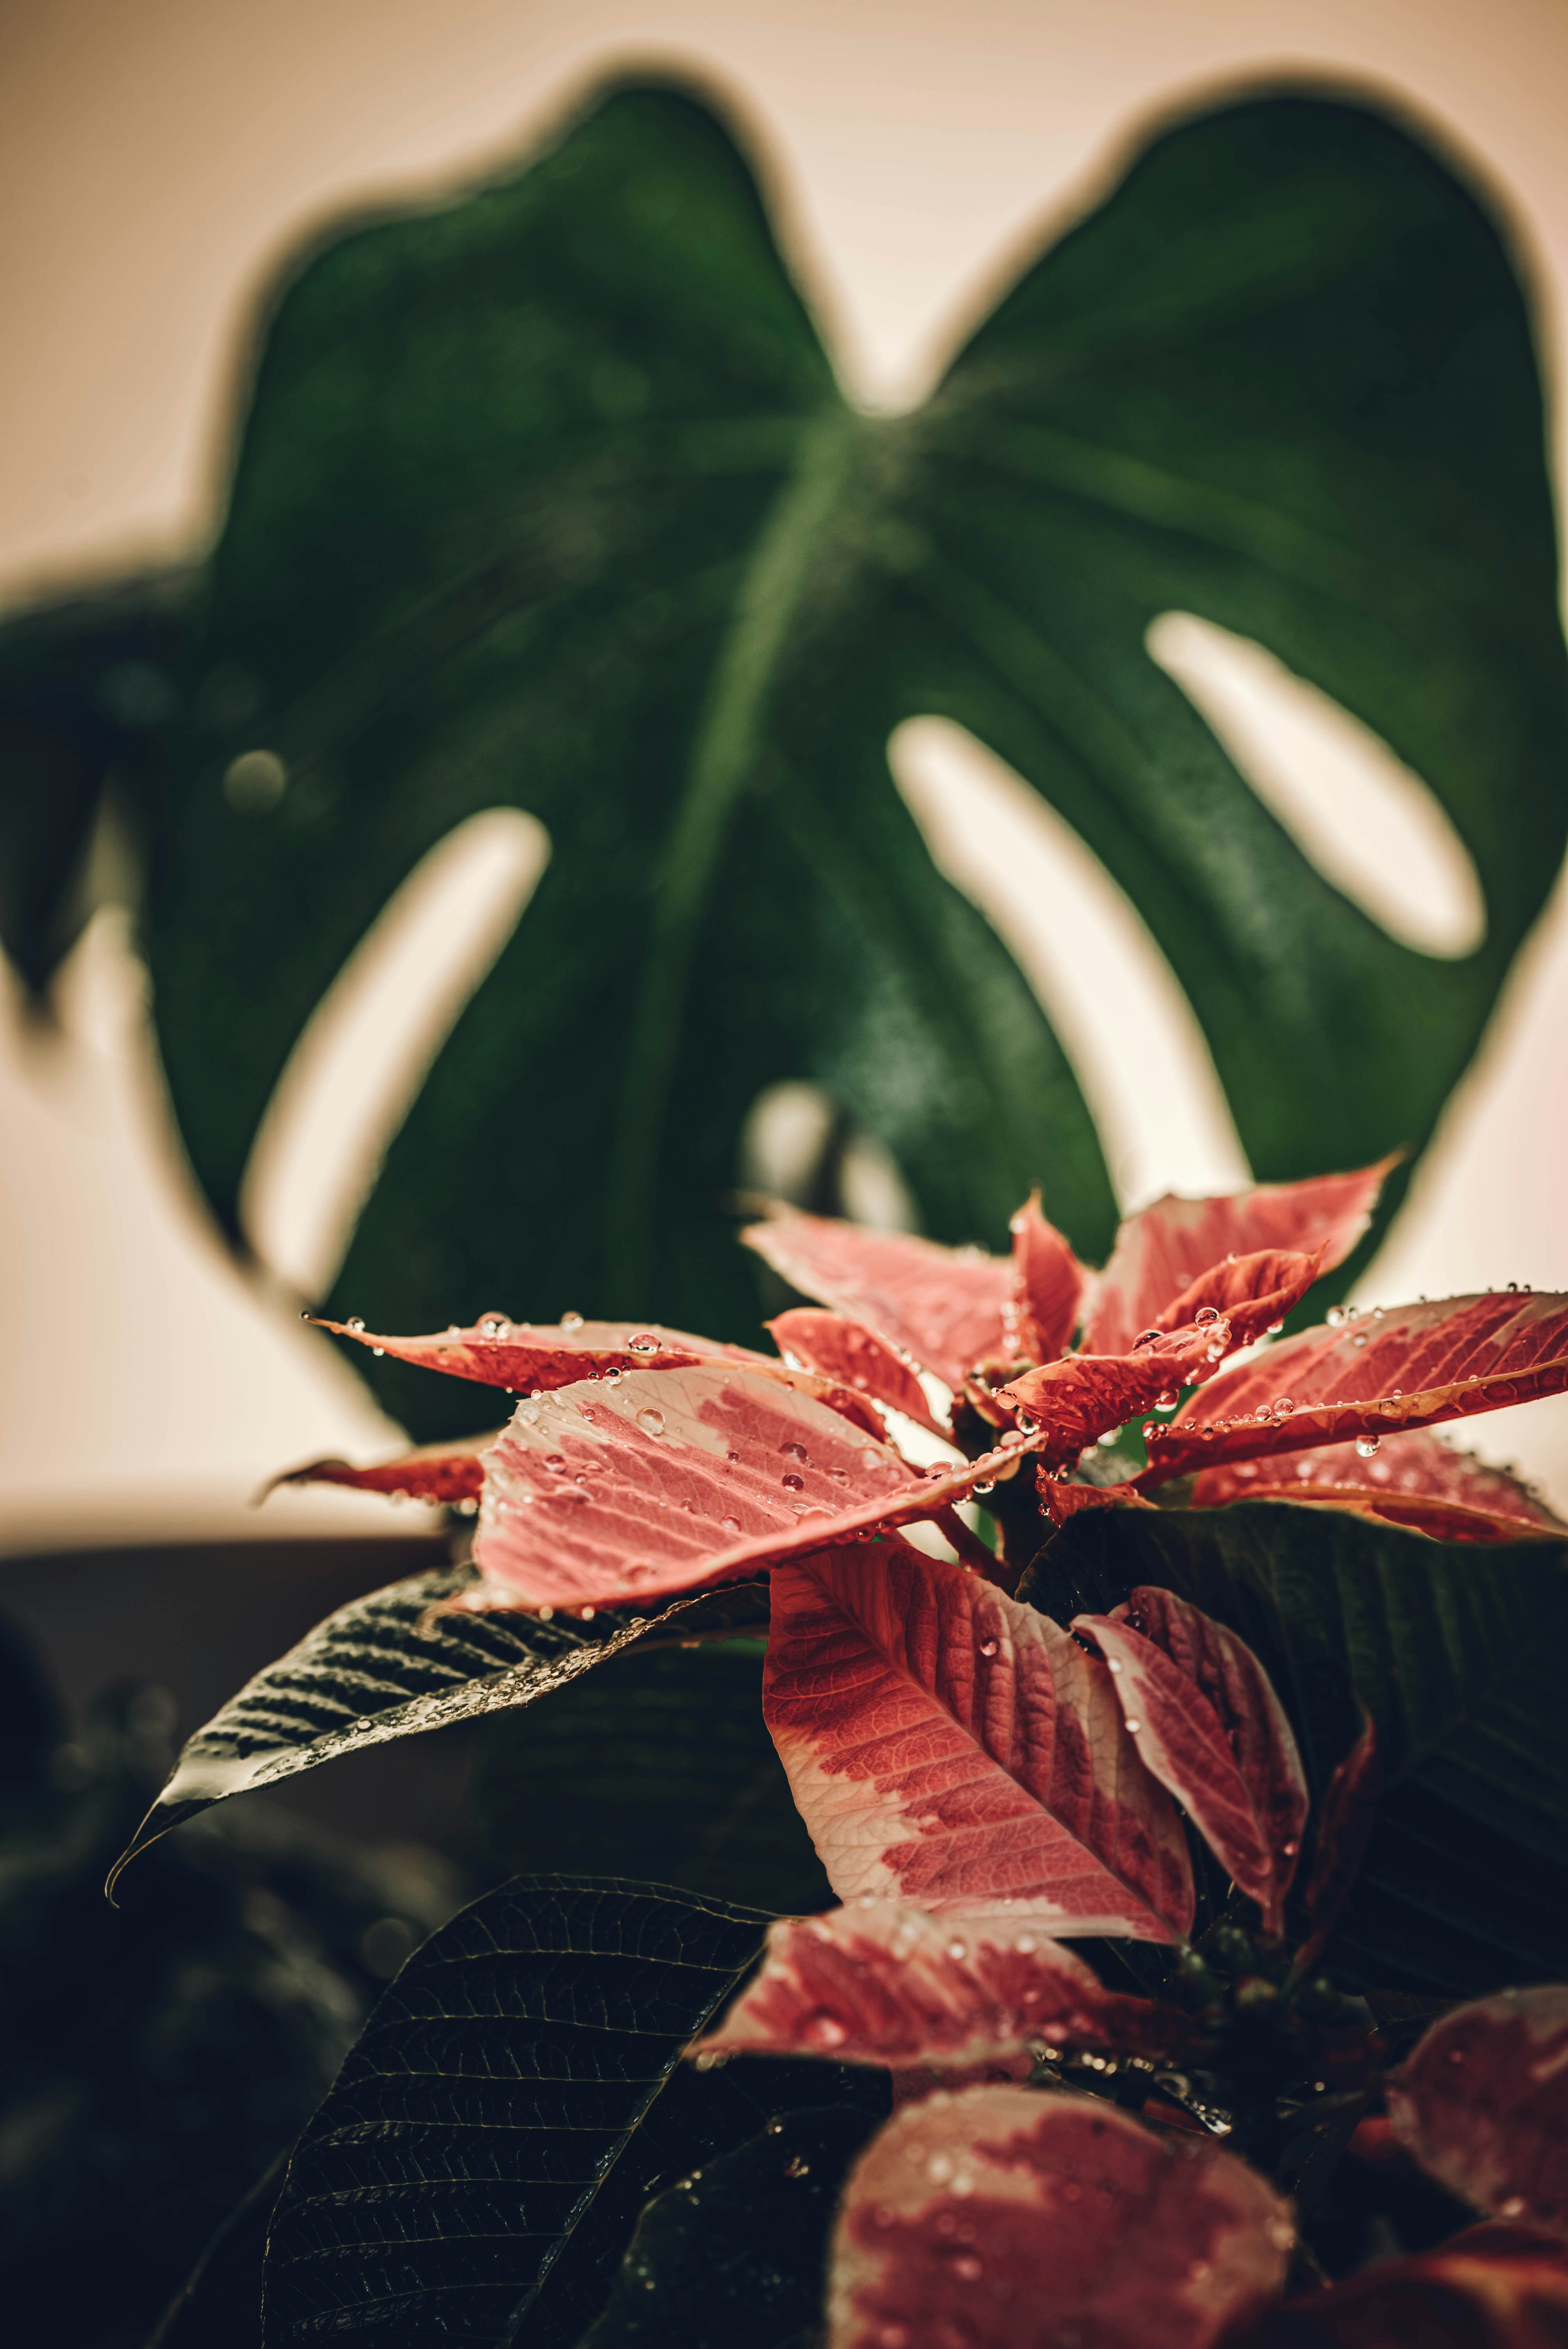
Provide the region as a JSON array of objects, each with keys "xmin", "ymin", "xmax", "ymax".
[
  {"xmin": 1193, "ymin": 1429, "xmax": 1568, "ymax": 1544},
  {"xmin": 763, "ymin": 1542, "xmax": 1193, "ymax": 1936},
  {"xmin": 1009, "ymin": 1191, "xmax": 1089, "ymax": 1362},
  {"xmin": 1000, "ymin": 1319, "xmax": 1229, "ymax": 1469},
  {"xmin": 692, "ymin": 1901, "xmax": 1198, "ymax": 2069},
  {"xmin": 766, "ymin": 1307, "xmax": 947, "ymax": 1435},
  {"xmin": 473, "ymin": 1364, "xmax": 1019, "ymax": 1611},
  {"xmin": 1035, "ymin": 1503, "xmax": 1568, "ymax": 1993},
  {"xmin": 315, "ymin": 1312, "xmax": 766, "ymax": 1393},
  {"xmin": 1154, "ymin": 1248, "xmax": 1326, "ymax": 1350},
  {"xmin": 744, "ymin": 1210, "xmax": 1013, "ymax": 1388},
  {"xmin": 1388, "ymin": 1987, "xmax": 1568, "ymax": 2235},
  {"xmin": 1074, "ymin": 1586, "xmax": 1310, "ymax": 1934},
  {"xmin": 1299, "ymin": 1709, "xmax": 1381, "ymax": 1967},
  {"xmin": 111, "ymin": 1565, "xmax": 768, "ymax": 1880},
  {"xmin": 827, "ymin": 2086, "xmax": 1293, "ymax": 2349},
  {"xmin": 1143, "ymin": 1293, "xmax": 1568, "ymax": 1482},
  {"xmin": 259, "ymin": 1876, "xmax": 771, "ymax": 2346},
  {"xmin": 268, "ymin": 1431, "xmax": 494, "ymax": 1504},
  {"xmin": 1083, "ymin": 1164, "xmax": 1393, "ymax": 1357},
  {"xmin": 1227, "ymin": 2221, "xmax": 1568, "ymax": 2348}
]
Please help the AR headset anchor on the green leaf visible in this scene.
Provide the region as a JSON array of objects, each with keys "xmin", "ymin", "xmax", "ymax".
[
  {"xmin": 6, "ymin": 83, "xmax": 1565, "ymax": 1438},
  {"xmin": 1031, "ymin": 1502, "xmax": 1568, "ymax": 1994},
  {"xmin": 110, "ymin": 1564, "xmax": 769, "ymax": 1883},
  {"xmin": 257, "ymin": 1874, "xmax": 874, "ymax": 2347}
]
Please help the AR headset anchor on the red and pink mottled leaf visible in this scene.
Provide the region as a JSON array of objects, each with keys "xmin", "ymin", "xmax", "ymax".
[
  {"xmin": 1297, "ymin": 1710, "xmax": 1381, "ymax": 1971},
  {"xmin": 1008, "ymin": 1192, "xmax": 1087, "ymax": 1362},
  {"xmin": 1388, "ymin": 1987, "xmax": 1568, "ymax": 2237},
  {"xmin": 1041, "ymin": 1479, "xmax": 1158, "ymax": 1527},
  {"xmin": 768, "ymin": 1308, "xmax": 948, "ymax": 1435},
  {"xmin": 471, "ymin": 1368, "xmax": 1023, "ymax": 1613},
  {"xmin": 827, "ymin": 2086, "xmax": 1294, "ymax": 2349},
  {"xmin": 742, "ymin": 1208, "xmax": 1012, "ymax": 1388},
  {"xmin": 314, "ymin": 1312, "xmax": 766, "ymax": 1394},
  {"xmin": 763, "ymin": 1544, "xmax": 1193, "ymax": 1937},
  {"xmin": 1227, "ymin": 2223, "xmax": 1568, "ymax": 2348},
  {"xmin": 1154, "ymin": 1248, "xmax": 1325, "ymax": 1352},
  {"xmin": 266, "ymin": 1433, "xmax": 494, "ymax": 1506},
  {"xmin": 1000, "ymin": 1320, "xmax": 1231, "ymax": 1470},
  {"xmin": 1083, "ymin": 1160, "xmax": 1394, "ymax": 1358},
  {"xmin": 1192, "ymin": 1429, "xmax": 1568, "ymax": 1545},
  {"xmin": 1074, "ymin": 1588, "xmax": 1309, "ymax": 1936},
  {"xmin": 1141, "ymin": 1293, "xmax": 1568, "ymax": 1483},
  {"xmin": 691, "ymin": 1902, "xmax": 1199, "ymax": 2071}
]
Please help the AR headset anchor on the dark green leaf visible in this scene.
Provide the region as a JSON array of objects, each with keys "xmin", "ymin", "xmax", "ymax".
[
  {"xmin": 111, "ymin": 1563, "xmax": 769, "ymax": 1882},
  {"xmin": 259, "ymin": 1875, "xmax": 773, "ymax": 2346},
  {"xmin": 1032, "ymin": 1502, "xmax": 1568, "ymax": 1994},
  {"xmin": 5, "ymin": 84, "xmax": 1565, "ymax": 1432},
  {"xmin": 473, "ymin": 1640, "xmax": 831, "ymax": 1917},
  {"xmin": 578, "ymin": 2105, "xmax": 880, "ymax": 2349}
]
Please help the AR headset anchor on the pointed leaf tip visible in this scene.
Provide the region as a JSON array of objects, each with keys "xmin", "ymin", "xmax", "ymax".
[{"xmin": 743, "ymin": 1208, "xmax": 1013, "ymax": 1389}]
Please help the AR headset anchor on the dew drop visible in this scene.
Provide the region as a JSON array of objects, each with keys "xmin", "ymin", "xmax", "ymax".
[
  {"xmin": 560, "ymin": 1310, "xmax": 584, "ymax": 1331},
  {"xmin": 1015, "ymin": 1933, "xmax": 1037, "ymax": 1953},
  {"xmin": 1355, "ymin": 1437, "xmax": 1380, "ymax": 1460},
  {"xmin": 721, "ymin": 1515, "xmax": 742, "ymax": 1535},
  {"xmin": 979, "ymin": 1639, "xmax": 999, "ymax": 1659},
  {"xmin": 637, "ymin": 1408, "xmax": 666, "ymax": 1437},
  {"xmin": 346, "ymin": 1317, "xmax": 366, "ymax": 1334},
  {"xmin": 1273, "ymin": 1397, "xmax": 1294, "ymax": 1418},
  {"xmin": 1124, "ymin": 1718, "xmax": 1143, "ymax": 1734},
  {"xmin": 972, "ymin": 1479, "xmax": 996, "ymax": 1496},
  {"xmin": 1194, "ymin": 1305, "xmax": 1221, "ymax": 1326},
  {"xmin": 1107, "ymin": 1658, "xmax": 1123, "ymax": 1674},
  {"xmin": 355, "ymin": 1716, "xmax": 374, "ymax": 1732},
  {"xmin": 1499, "ymin": 2195, "xmax": 1526, "ymax": 2217},
  {"xmin": 1133, "ymin": 1328, "xmax": 1162, "ymax": 1347},
  {"xmin": 579, "ymin": 1604, "xmax": 596, "ymax": 1622},
  {"xmin": 627, "ymin": 1331, "xmax": 661, "ymax": 1354},
  {"xmin": 1282, "ymin": 1839, "xmax": 1299, "ymax": 1857},
  {"xmin": 1155, "ymin": 1390, "xmax": 1178, "ymax": 1410},
  {"xmin": 780, "ymin": 1439, "xmax": 808, "ymax": 1462},
  {"xmin": 782, "ymin": 1472, "xmax": 805, "ymax": 1492},
  {"xmin": 927, "ymin": 2153, "xmax": 955, "ymax": 2184}
]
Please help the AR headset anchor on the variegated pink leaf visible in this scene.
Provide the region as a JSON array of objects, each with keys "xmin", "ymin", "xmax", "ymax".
[
  {"xmin": 768, "ymin": 1308, "xmax": 948, "ymax": 1435},
  {"xmin": 314, "ymin": 1312, "xmax": 768, "ymax": 1393},
  {"xmin": 266, "ymin": 1433, "xmax": 494, "ymax": 1506},
  {"xmin": 742, "ymin": 1208, "xmax": 1012, "ymax": 1388},
  {"xmin": 691, "ymin": 1902, "xmax": 1199, "ymax": 2070},
  {"xmin": 1084, "ymin": 1159, "xmax": 1394, "ymax": 1357},
  {"xmin": 1074, "ymin": 1589, "xmax": 1308, "ymax": 1934},
  {"xmin": 827, "ymin": 2087, "xmax": 1294, "ymax": 2349},
  {"xmin": 1141, "ymin": 1292, "xmax": 1568, "ymax": 1483},
  {"xmin": 1008, "ymin": 1192, "xmax": 1087, "ymax": 1362},
  {"xmin": 764, "ymin": 1544, "xmax": 1194, "ymax": 1937},
  {"xmin": 1388, "ymin": 1987, "xmax": 1568, "ymax": 2237},
  {"xmin": 999, "ymin": 1320, "xmax": 1230, "ymax": 1470},
  {"xmin": 471, "ymin": 1369, "xmax": 1024, "ymax": 1613},
  {"xmin": 1192, "ymin": 1429, "xmax": 1568, "ymax": 1545}
]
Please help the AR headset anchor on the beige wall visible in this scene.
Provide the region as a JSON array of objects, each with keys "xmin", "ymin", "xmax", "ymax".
[{"xmin": 4, "ymin": 0, "xmax": 1568, "ymax": 1546}]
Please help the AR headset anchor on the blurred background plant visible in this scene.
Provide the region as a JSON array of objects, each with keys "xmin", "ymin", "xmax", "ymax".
[{"xmin": 3, "ymin": 2, "xmax": 1568, "ymax": 2342}]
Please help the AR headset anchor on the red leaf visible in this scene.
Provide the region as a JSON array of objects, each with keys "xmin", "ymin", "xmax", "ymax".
[
  {"xmin": 1297, "ymin": 1710, "xmax": 1380, "ymax": 1971},
  {"xmin": 1228, "ymin": 2222, "xmax": 1568, "ymax": 2347},
  {"xmin": 827, "ymin": 2085, "xmax": 1294, "ymax": 2349},
  {"xmin": 1073, "ymin": 1588, "xmax": 1309, "ymax": 1935},
  {"xmin": 1000, "ymin": 1321, "xmax": 1231, "ymax": 1470},
  {"xmin": 764, "ymin": 1544, "xmax": 1194, "ymax": 1937},
  {"xmin": 1009, "ymin": 1192, "xmax": 1088, "ymax": 1362},
  {"xmin": 1083, "ymin": 1160, "xmax": 1395, "ymax": 1358},
  {"xmin": 1192, "ymin": 1430, "xmax": 1568, "ymax": 1545},
  {"xmin": 314, "ymin": 1312, "xmax": 770, "ymax": 1392},
  {"xmin": 471, "ymin": 1368, "xmax": 1021, "ymax": 1613},
  {"xmin": 742, "ymin": 1209, "xmax": 1012, "ymax": 1388},
  {"xmin": 266, "ymin": 1433, "xmax": 493, "ymax": 1506},
  {"xmin": 1154, "ymin": 1248, "xmax": 1326, "ymax": 1352},
  {"xmin": 1388, "ymin": 1987, "xmax": 1568, "ymax": 2237},
  {"xmin": 768, "ymin": 1309, "xmax": 948, "ymax": 1436},
  {"xmin": 1041, "ymin": 1479, "xmax": 1158, "ymax": 1527},
  {"xmin": 1141, "ymin": 1293, "xmax": 1568, "ymax": 1482},
  {"xmin": 692, "ymin": 1901, "xmax": 1199, "ymax": 2069}
]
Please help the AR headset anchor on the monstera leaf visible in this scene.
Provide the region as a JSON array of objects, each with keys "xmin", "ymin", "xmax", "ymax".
[{"xmin": 4, "ymin": 80, "xmax": 1564, "ymax": 1440}]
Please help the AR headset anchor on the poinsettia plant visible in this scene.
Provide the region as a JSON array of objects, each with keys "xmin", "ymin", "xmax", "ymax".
[{"xmin": 119, "ymin": 1158, "xmax": 1568, "ymax": 2345}]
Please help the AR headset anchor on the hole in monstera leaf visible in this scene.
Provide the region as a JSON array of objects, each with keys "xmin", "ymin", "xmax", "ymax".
[
  {"xmin": 889, "ymin": 715, "xmax": 1249, "ymax": 1212},
  {"xmin": 1147, "ymin": 610, "xmax": 1485, "ymax": 959},
  {"xmin": 240, "ymin": 807, "xmax": 550, "ymax": 1299},
  {"xmin": 739, "ymin": 1080, "xmax": 918, "ymax": 1231}
]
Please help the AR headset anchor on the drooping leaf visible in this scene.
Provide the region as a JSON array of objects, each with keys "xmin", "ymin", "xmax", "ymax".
[
  {"xmin": 766, "ymin": 1308, "xmax": 947, "ymax": 1436},
  {"xmin": 826, "ymin": 2086, "xmax": 1293, "ymax": 2349},
  {"xmin": 1000, "ymin": 1319, "xmax": 1229, "ymax": 1468},
  {"xmin": 1083, "ymin": 1164, "xmax": 1394, "ymax": 1357},
  {"xmin": 258, "ymin": 1876, "xmax": 773, "ymax": 2346},
  {"xmin": 763, "ymin": 1542, "xmax": 1193, "ymax": 1936},
  {"xmin": 1142, "ymin": 1293, "xmax": 1568, "ymax": 1482},
  {"xmin": 268, "ymin": 1431, "xmax": 495, "ymax": 1504},
  {"xmin": 691, "ymin": 1902, "xmax": 1198, "ymax": 2069},
  {"xmin": 472, "ymin": 1365, "xmax": 1019, "ymax": 1611},
  {"xmin": 1192, "ymin": 1429, "xmax": 1568, "ymax": 1544},
  {"xmin": 316, "ymin": 1313, "xmax": 768, "ymax": 1393},
  {"xmin": 1074, "ymin": 1586, "xmax": 1309, "ymax": 1934},
  {"xmin": 1226, "ymin": 2221, "xmax": 1568, "ymax": 2347},
  {"xmin": 1008, "ymin": 1192, "xmax": 1089, "ymax": 1363},
  {"xmin": 111, "ymin": 1565, "xmax": 767, "ymax": 1878},
  {"xmin": 1388, "ymin": 1987, "xmax": 1568, "ymax": 2236},
  {"xmin": 1033, "ymin": 1503, "xmax": 1568, "ymax": 1992},
  {"xmin": 577, "ymin": 2105, "xmax": 883, "ymax": 2349},
  {"xmin": 744, "ymin": 1211, "xmax": 1014, "ymax": 1388},
  {"xmin": 1298, "ymin": 1709, "xmax": 1381, "ymax": 1969}
]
